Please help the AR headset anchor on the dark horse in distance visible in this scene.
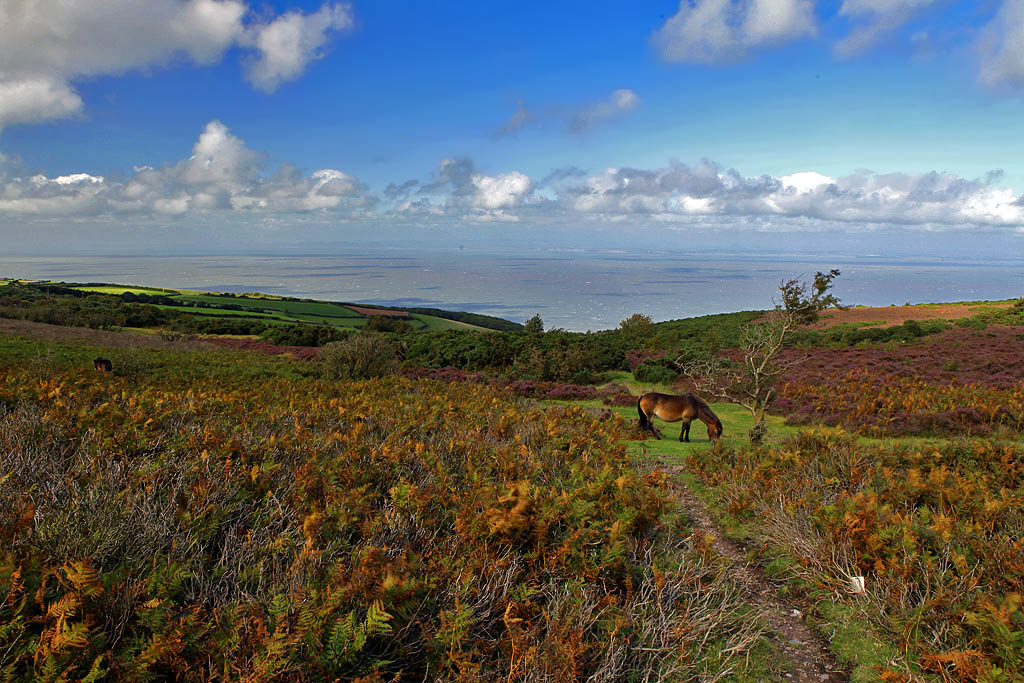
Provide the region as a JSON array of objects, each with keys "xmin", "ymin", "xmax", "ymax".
[
  {"xmin": 94, "ymin": 357, "xmax": 112, "ymax": 372},
  {"xmin": 637, "ymin": 392, "xmax": 722, "ymax": 443}
]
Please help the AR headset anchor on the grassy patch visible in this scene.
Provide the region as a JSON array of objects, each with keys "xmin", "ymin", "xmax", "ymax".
[
  {"xmin": 813, "ymin": 602, "xmax": 908, "ymax": 683},
  {"xmin": 407, "ymin": 312, "xmax": 488, "ymax": 332},
  {"xmin": 72, "ymin": 285, "xmax": 175, "ymax": 295}
]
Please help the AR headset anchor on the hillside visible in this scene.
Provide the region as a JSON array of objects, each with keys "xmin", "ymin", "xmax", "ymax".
[
  {"xmin": 0, "ymin": 279, "xmax": 523, "ymax": 337},
  {"xmin": 1, "ymin": 290, "xmax": 1022, "ymax": 680}
]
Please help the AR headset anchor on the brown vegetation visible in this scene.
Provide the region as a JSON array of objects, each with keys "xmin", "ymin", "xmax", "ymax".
[
  {"xmin": 808, "ymin": 302, "xmax": 1013, "ymax": 329},
  {"xmin": 345, "ymin": 305, "xmax": 411, "ymax": 318},
  {"xmin": 0, "ymin": 317, "xmax": 213, "ymax": 351}
]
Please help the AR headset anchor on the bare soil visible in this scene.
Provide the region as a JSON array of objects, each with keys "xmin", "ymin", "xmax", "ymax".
[
  {"xmin": 808, "ymin": 302, "xmax": 1011, "ymax": 329},
  {"xmin": 660, "ymin": 462, "xmax": 848, "ymax": 682}
]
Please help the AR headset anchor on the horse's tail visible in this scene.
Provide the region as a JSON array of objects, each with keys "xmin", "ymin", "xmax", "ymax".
[{"xmin": 637, "ymin": 395, "xmax": 648, "ymax": 430}]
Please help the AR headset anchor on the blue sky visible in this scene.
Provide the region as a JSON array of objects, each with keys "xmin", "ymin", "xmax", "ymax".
[{"xmin": 2, "ymin": 0, "xmax": 1024, "ymax": 254}]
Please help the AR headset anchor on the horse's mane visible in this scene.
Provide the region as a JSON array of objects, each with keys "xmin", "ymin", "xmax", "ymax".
[{"xmin": 692, "ymin": 394, "xmax": 723, "ymax": 431}]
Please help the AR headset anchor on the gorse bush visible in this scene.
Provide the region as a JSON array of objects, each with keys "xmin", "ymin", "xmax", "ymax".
[{"xmin": 0, "ymin": 341, "xmax": 765, "ymax": 680}]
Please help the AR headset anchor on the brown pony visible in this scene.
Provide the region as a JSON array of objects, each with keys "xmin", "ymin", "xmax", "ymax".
[
  {"xmin": 94, "ymin": 357, "xmax": 112, "ymax": 372},
  {"xmin": 638, "ymin": 392, "xmax": 722, "ymax": 443}
]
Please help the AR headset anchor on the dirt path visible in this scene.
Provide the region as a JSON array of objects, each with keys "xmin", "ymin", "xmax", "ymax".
[{"xmin": 659, "ymin": 462, "xmax": 847, "ymax": 682}]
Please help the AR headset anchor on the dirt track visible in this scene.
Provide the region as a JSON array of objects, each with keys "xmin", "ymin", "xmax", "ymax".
[{"xmin": 660, "ymin": 463, "xmax": 848, "ymax": 682}]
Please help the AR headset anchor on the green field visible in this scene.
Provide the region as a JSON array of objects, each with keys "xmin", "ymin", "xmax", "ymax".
[
  {"xmin": 71, "ymin": 285, "xmax": 175, "ymax": 295},
  {"xmin": 63, "ymin": 283, "xmax": 493, "ymax": 332}
]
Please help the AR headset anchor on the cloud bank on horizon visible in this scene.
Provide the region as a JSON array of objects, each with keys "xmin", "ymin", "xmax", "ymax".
[
  {"xmin": 2, "ymin": 0, "xmax": 1024, "ymax": 238},
  {"xmin": 2, "ymin": 120, "xmax": 1020, "ymax": 231}
]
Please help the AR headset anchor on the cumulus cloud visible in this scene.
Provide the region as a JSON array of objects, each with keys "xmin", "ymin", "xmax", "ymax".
[
  {"xmin": 555, "ymin": 161, "xmax": 1024, "ymax": 229},
  {"xmin": 977, "ymin": 0, "xmax": 1024, "ymax": 87},
  {"xmin": 241, "ymin": 3, "xmax": 354, "ymax": 93},
  {"xmin": 652, "ymin": 0, "xmax": 817, "ymax": 64},
  {"xmin": 471, "ymin": 171, "xmax": 533, "ymax": 209},
  {"xmin": 569, "ymin": 89, "xmax": 639, "ymax": 134},
  {"xmin": 0, "ymin": 78, "xmax": 83, "ymax": 130},
  {"xmin": 0, "ymin": 0, "xmax": 353, "ymax": 131},
  {"xmin": 2, "ymin": 137, "xmax": 1021, "ymax": 231},
  {"xmin": 405, "ymin": 158, "xmax": 534, "ymax": 219},
  {"xmin": 834, "ymin": 0, "xmax": 942, "ymax": 58},
  {"xmin": 0, "ymin": 120, "xmax": 369, "ymax": 216}
]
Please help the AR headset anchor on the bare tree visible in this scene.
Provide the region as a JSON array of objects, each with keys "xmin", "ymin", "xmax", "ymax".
[{"xmin": 676, "ymin": 272, "xmax": 841, "ymax": 443}]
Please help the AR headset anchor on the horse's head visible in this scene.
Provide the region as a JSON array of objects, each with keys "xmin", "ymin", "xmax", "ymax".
[{"xmin": 707, "ymin": 420, "xmax": 722, "ymax": 443}]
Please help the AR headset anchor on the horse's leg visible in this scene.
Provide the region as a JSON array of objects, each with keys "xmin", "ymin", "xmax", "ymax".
[
  {"xmin": 647, "ymin": 414, "xmax": 661, "ymax": 440},
  {"xmin": 680, "ymin": 420, "xmax": 691, "ymax": 442}
]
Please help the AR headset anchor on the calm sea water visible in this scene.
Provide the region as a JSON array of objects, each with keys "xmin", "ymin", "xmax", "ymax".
[{"xmin": 2, "ymin": 249, "xmax": 1022, "ymax": 331}]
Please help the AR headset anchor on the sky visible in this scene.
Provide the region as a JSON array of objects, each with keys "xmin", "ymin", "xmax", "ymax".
[{"xmin": 2, "ymin": 0, "xmax": 1024, "ymax": 256}]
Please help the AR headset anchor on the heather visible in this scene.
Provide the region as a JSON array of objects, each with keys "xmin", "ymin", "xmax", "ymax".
[{"xmin": 775, "ymin": 327, "xmax": 1024, "ymax": 437}]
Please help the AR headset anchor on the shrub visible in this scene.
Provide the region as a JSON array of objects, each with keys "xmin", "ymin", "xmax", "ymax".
[
  {"xmin": 363, "ymin": 316, "xmax": 414, "ymax": 334},
  {"xmin": 262, "ymin": 324, "xmax": 350, "ymax": 347},
  {"xmin": 319, "ymin": 332, "xmax": 397, "ymax": 380},
  {"xmin": 634, "ymin": 359, "xmax": 678, "ymax": 385}
]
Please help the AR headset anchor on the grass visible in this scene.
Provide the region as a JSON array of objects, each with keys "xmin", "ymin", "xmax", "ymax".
[
  {"xmin": 71, "ymin": 285, "xmax": 175, "ymax": 295},
  {"xmin": 35, "ymin": 281, "xmax": 493, "ymax": 334},
  {"xmin": 565, "ymin": 398, "xmax": 799, "ymax": 459},
  {"xmin": 407, "ymin": 312, "xmax": 487, "ymax": 332},
  {"xmin": 173, "ymin": 293, "xmax": 363, "ymax": 317},
  {"xmin": 170, "ymin": 294, "xmax": 486, "ymax": 332},
  {"xmin": 674, "ymin": 470, "xmax": 929, "ymax": 682}
]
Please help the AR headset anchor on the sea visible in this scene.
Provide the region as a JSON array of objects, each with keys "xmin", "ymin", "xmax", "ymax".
[{"xmin": 2, "ymin": 248, "xmax": 1022, "ymax": 332}]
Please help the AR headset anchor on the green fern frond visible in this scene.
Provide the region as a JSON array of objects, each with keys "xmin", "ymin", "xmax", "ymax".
[
  {"xmin": 363, "ymin": 600, "xmax": 393, "ymax": 638},
  {"xmin": 268, "ymin": 593, "xmax": 290, "ymax": 629},
  {"xmin": 81, "ymin": 654, "xmax": 108, "ymax": 683}
]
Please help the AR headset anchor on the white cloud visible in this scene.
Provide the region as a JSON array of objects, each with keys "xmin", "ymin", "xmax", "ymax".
[
  {"xmin": 652, "ymin": 0, "xmax": 816, "ymax": 64},
  {"xmin": 569, "ymin": 89, "xmax": 640, "ymax": 133},
  {"xmin": 0, "ymin": 78, "xmax": 83, "ymax": 130},
  {"xmin": 555, "ymin": 162, "xmax": 1024, "ymax": 229},
  {"xmin": 0, "ymin": 120, "xmax": 368, "ymax": 216},
  {"xmin": 780, "ymin": 171, "xmax": 834, "ymax": 193},
  {"xmin": 471, "ymin": 172, "xmax": 533, "ymax": 209},
  {"xmin": 978, "ymin": 0, "xmax": 1024, "ymax": 87},
  {"xmin": 835, "ymin": 0, "xmax": 941, "ymax": 58},
  {"xmin": 0, "ymin": 0, "xmax": 352, "ymax": 131},
  {"xmin": 2, "ymin": 134, "xmax": 1021, "ymax": 231},
  {"xmin": 242, "ymin": 3, "xmax": 354, "ymax": 93},
  {"xmin": 182, "ymin": 120, "xmax": 264, "ymax": 188}
]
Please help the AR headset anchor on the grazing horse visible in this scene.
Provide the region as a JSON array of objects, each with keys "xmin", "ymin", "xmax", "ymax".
[
  {"xmin": 93, "ymin": 357, "xmax": 112, "ymax": 372},
  {"xmin": 638, "ymin": 392, "xmax": 722, "ymax": 443}
]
